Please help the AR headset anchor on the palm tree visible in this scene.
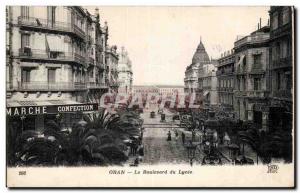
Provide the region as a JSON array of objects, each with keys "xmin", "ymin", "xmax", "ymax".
[{"xmin": 238, "ymin": 127, "xmax": 261, "ymax": 164}]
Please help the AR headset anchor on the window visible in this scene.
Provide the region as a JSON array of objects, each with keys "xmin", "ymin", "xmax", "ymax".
[
  {"xmin": 21, "ymin": 68, "xmax": 31, "ymax": 82},
  {"xmin": 254, "ymin": 78, "xmax": 261, "ymax": 90},
  {"xmin": 253, "ymin": 54, "xmax": 261, "ymax": 69},
  {"xmin": 48, "ymin": 68, "xmax": 56, "ymax": 83},
  {"xmin": 21, "ymin": 34, "xmax": 30, "ymax": 48},
  {"xmin": 272, "ymin": 13, "xmax": 278, "ymax": 30},
  {"xmin": 282, "ymin": 8, "xmax": 290, "ymax": 25},
  {"xmin": 89, "ymin": 69, "xmax": 94, "ymax": 78},
  {"xmin": 280, "ymin": 40, "xmax": 288, "ymax": 58},
  {"xmin": 242, "ymin": 77, "xmax": 246, "ymax": 91},
  {"xmin": 277, "ymin": 72, "xmax": 281, "ymax": 90},
  {"xmin": 276, "ymin": 42, "xmax": 280, "ymax": 60},
  {"xmin": 21, "ymin": 6, "xmax": 29, "ymax": 18}
]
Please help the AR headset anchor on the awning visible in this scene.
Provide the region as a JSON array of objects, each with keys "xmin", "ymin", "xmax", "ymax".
[
  {"xmin": 203, "ymin": 91, "xmax": 209, "ymax": 96},
  {"xmin": 7, "ymin": 100, "xmax": 81, "ymax": 107},
  {"xmin": 46, "ymin": 35, "xmax": 64, "ymax": 52},
  {"xmin": 237, "ymin": 55, "xmax": 245, "ymax": 66}
]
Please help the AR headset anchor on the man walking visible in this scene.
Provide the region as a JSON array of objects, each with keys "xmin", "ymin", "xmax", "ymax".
[{"xmin": 181, "ymin": 132, "xmax": 185, "ymax": 144}]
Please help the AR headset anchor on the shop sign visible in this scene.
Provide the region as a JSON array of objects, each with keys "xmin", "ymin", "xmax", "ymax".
[{"xmin": 6, "ymin": 103, "xmax": 98, "ymax": 116}]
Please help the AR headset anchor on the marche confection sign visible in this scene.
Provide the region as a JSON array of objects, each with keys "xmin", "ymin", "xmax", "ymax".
[{"xmin": 6, "ymin": 103, "xmax": 99, "ymax": 116}]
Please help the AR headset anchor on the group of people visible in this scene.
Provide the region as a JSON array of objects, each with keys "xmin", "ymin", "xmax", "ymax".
[
  {"xmin": 130, "ymin": 128, "xmax": 145, "ymax": 167},
  {"xmin": 167, "ymin": 130, "xmax": 187, "ymax": 145}
]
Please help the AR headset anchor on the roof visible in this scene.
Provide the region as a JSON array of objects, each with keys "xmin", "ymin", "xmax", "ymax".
[{"xmin": 191, "ymin": 41, "xmax": 210, "ymax": 65}]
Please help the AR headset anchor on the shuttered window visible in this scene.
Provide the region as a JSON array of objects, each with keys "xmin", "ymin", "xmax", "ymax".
[
  {"xmin": 21, "ymin": 68, "xmax": 31, "ymax": 83},
  {"xmin": 48, "ymin": 68, "xmax": 56, "ymax": 83},
  {"xmin": 21, "ymin": 34, "xmax": 30, "ymax": 48}
]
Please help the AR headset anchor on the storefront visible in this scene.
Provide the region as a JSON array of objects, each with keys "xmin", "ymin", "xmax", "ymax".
[{"xmin": 6, "ymin": 100, "xmax": 98, "ymax": 131}]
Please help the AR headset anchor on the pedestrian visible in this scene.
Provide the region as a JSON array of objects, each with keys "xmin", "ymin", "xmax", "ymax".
[
  {"xmin": 192, "ymin": 130, "xmax": 196, "ymax": 142},
  {"xmin": 175, "ymin": 130, "xmax": 179, "ymax": 141},
  {"xmin": 167, "ymin": 131, "xmax": 172, "ymax": 141},
  {"xmin": 181, "ymin": 132, "xmax": 185, "ymax": 144}
]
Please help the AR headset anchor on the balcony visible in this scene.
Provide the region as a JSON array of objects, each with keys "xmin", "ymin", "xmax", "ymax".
[
  {"xmin": 272, "ymin": 90, "xmax": 292, "ymax": 101},
  {"xmin": 234, "ymin": 90, "xmax": 247, "ymax": 97},
  {"xmin": 236, "ymin": 68, "xmax": 247, "ymax": 75},
  {"xmin": 86, "ymin": 82, "xmax": 108, "ymax": 89},
  {"xmin": 235, "ymin": 33, "xmax": 269, "ymax": 48},
  {"xmin": 271, "ymin": 57, "xmax": 292, "ymax": 70},
  {"xmin": 18, "ymin": 81, "xmax": 87, "ymax": 91},
  {"xmin": 249, "ymin": 66, "xmax": 265, "ymax": 75},
  {"xmin": 18, "ymin": 48, "xmax": 86, "ymax": 66},
  {"xmin": 17, "ymin": 16, "xmax": 86, "ymax": 40},
  {"xmin": 246, "ymin": 90, "xmax": 269, "ymax": 99}
]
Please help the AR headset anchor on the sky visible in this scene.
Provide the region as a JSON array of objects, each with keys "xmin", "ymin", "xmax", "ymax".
[{"xmin": 86, "ymin": 6, "xmax": 270, "ymax": 86}]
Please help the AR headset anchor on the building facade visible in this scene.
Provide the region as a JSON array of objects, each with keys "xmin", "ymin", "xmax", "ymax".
[
  {"xmin": 198, "ymin": 62, "xmax": 218, "ymax": 108},
  {"xmin": 118, "ymin": 47, "xmax": 133, "ymax": 94},
  {"xmin": 233, "ymin": 25, "xmax": 270, "ymax": 131},
  {"xmin": 184, "ymin": 39, "xmax": 211, "ymax": 104},
  {"xmin": 268, "ymin": 6, "xmax": 293, "ymax": 132},
  {"xmin": 6, "ymin": 6, "xmax": 111, "ymax": 131},
  {"xmin": 106, "ymin": 45, "xmax": 119, "ymax": 94},
  {"xmin": 216, "ymin": 49, "xmax": 235, "ymax": 113}
]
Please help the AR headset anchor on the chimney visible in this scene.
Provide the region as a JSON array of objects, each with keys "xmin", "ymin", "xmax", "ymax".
[
  {"xmin": 268, "ymin": 19, "xmax": 270, "ymax": 26},
  {"xmin": 259, "ymin": 18, "xmax": 262, "ymax": 29},
  {"xmin": 257, "ymin": 23, "xmax": 259, "ymax": 30}
]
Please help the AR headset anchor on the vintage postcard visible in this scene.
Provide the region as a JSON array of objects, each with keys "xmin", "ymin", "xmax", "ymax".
[{"xmin": 6, "ymin": 6, "xmax": 295, "ymax": 188}]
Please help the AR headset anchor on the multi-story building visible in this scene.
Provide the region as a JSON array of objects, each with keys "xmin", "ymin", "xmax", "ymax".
[
  {"xmin": 233, "ymin": 25, "xmax": 270, "ymax": 131},
  {"xmin": 198, "ymin": 61, "xmax": 218, "ymax": 108},
  {"xmin": 216, "ymin": 49, "xmax": 235, "ymax": 114},
  {"xmin": 118, "ymin": 47, "xmax": 133, "ymax": 94},
  {"xmin": 184, "ymin": 40, "xmax": 211, "ymax": 96},
  {"xmin": 268, "ymin": 6, "xmax": 293, "ymax": 132},
  {"xmin": 6, "ymin": 6, "xmax": 110, "ymax": 131},
  {"xmin": 106, "ymin": 45, "xmax": 119, "ymax": 93},
  {"xmin": 156, "ymin": 85, "xmax": 185, "ymax": 97}
]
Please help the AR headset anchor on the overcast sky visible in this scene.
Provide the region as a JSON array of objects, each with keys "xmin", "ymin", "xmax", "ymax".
[{"xmin": 86, "ymin": 6, "xmax": 270, "ymax": 86}]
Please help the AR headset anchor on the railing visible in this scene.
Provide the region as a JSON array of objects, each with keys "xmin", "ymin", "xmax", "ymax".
[
  {"xmin": 246, "ymin": 90, "xmax": 269, "ymax": 98},
  {"xmin": 234, "ymin": 33, "xmax": 269, "ymax": 48},
  {"xmin": 73, "ymin": 25, "xmax": 85, "ymax": 39},
  {"xmin": 236, "ymin": 68, "xmax": 247, "ymax": 75},
  {"xmin": 272, "ymin": 90, "xmax": 292, "ymax": 100},
  {"xmin": 218, "ymin": 87, "xmax": 234, "ymax": 92},
  {"xmin": 271, "ymin": 57, "xmax": 292, "ymax": 69},
  {"xmin": 18, "ymin": 48, "xmax": 86, "ymax": 65},
  {"xmin": 249, "ymin": 66, "xmax": 265, "ymax": 74},
  {"xmin": 17, "ymin": 16, "xmax": 85, "ymax": 39},
  {"xmin": 86, "ymin": 82, "xmax": 108, "ymax": 89},
  {"xmin": 19, "ymin": 81, "xmax": 87, "ymax": 91}
]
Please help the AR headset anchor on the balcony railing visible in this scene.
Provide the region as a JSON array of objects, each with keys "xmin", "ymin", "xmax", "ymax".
[
  {"xmin": 246, "ymin": 90, "xmax": 269, "ymax": 98},
  {"xmin": 271, "ymin": 57, "xmax": 292, "ymax": 70},
  {"xmin": 249, "ymin": 66, "xmax": 265, "ymax": 75},
  {"xmin": 86, "ymin": 82, "xmax": 108, "ymax": 89},
  {"xmin": 272, "ymin": 90, "xmax": 292, "ymax": 100},
  {"xmin": 18, "ymin": 48, "xmax": 86, "ymax": 66},
  {"xmin": 17, "ymin": 16, "xmax": 86, "ymax": 40},
  {"xmin": 235, "ymin": 33, "xmax": 269, "ymax": 48},
  {"xmin": 19, "ymin": 81, "xmax": 87, "ymax": 91}
]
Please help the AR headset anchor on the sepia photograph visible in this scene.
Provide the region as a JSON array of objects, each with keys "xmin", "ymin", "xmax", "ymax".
[{"xmin": 5, "ymin": 5, "xmax": 295, "ymax": 188}]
